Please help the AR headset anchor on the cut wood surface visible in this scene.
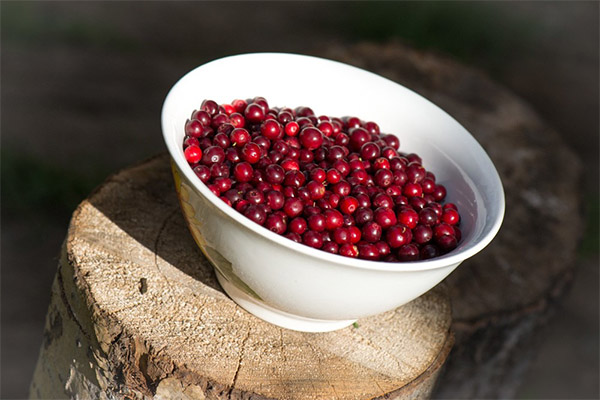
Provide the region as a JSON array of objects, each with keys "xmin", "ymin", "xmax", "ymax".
[
  {"xmin": 30, "ymin": 155, "xmax": 454, "ymax": 400},
  {"xmin": 317, "ymin": 41, "xmax": 583, "ymax": 398}
]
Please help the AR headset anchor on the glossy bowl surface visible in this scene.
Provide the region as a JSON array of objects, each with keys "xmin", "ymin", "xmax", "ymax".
[{"xmin": 162, "ymin": 53, "xmax": 505, "ymax": 332}]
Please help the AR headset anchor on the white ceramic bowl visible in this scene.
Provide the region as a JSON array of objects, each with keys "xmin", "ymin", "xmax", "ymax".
[{"xmin": 162, "ymin": 53, "xmax": 505, "ymax": 332}]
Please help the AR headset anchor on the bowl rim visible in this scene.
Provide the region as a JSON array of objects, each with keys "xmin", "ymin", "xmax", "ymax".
[{"xmin": 162, "ymin": 52, "xmax": 505, "ymax": 272}]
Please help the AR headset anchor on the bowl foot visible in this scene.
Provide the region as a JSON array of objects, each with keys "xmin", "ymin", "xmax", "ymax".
[{"xmin": 215, "ymin": 271, "xmax": 356, "ymax": 332}]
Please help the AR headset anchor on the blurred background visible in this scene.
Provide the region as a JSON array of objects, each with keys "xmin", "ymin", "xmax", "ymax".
[{"xmin": 1, "ymin": 1, "xmax": 598, "ymax": 398}]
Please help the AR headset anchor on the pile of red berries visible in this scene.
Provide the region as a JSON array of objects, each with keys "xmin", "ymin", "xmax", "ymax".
[{"xmin": 182, "ymin": 97, "xmax": 461, "ymax": 261}]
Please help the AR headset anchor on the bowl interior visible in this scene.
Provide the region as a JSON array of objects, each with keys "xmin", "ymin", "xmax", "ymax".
[{"xmin": 162, "ymin": 53, "xmax": 504, "ymax": 269}]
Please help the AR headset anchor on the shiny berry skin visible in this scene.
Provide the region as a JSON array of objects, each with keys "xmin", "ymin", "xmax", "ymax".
[
  {"xmin": 406, "ymin": 163, "xmax": 426, "ymax": 183},
  {"xmin": 385, "ymin": 224, "xmax": 413, "ymax": 248},
  {"xmin": 361, "ymin": 221, "xmax": 382, "ymax": 243},
  {"xmin": 360, "ymin": 142, "xmax": 381, "ymax": 160},
  {"xmin": 185, "ymin": 119, "xmax": 205, "ymax": 138},
  {"xmin": 375, "ymin": 241, "xmax": 391, "ymax": 257},
  {"xmin": 442, "ymin": 208, "xmax": 460, "ymax": 225},
  {"xmin": 201, "ymin": 146, "xmax": 225, "ymax": 165},
  {"xmin": 339, "ymin": 243, "xmax": 359, "ymax": 258},
  {"xmin": 244, "ymin": 103, "xmax": 265, "ymax": 123},
  {"xmin": 354, "ymin": 207, "xmax": 374, "ymax": 226},
  {"xmin": 261, "ymin": 119, "xmax": 283, "ymax": 140},
  {"xmin": 283, "ymin": 170, "xmax": 305, "ymax": 187},
  {"xmin": 347, "ymin": 226, "xmax": 361, "ymax": 243},
  {"xmin": 436, "ymin": 234, "xmax": 458, "ymax": 252},
  {"xmin": 372, "ymin": 157, "xmax": 391, "ymax": 171},
  {"xmin": 349, "ymin": 127, "xmax": 371, "ymax": 151},
  {"xmin": 322, "ymin": 241, "xmax": 339, "ymax": 254},
  {"xmin": 432, "ymin": 184, "xmax": 447, "ymax": 201},
  {"xmin": 374, "ymin": 168, "xmax": 394, "ymax": 188},
  {"xmin": 310, "ymin": 168, "xmax": 327, "ymax": 183},
  {"xmin": 333, "ymin": 227, "xmax": 350, "ymax": 244},
  {"xmin": 357, "ymin": 242, "xmax": 380, "ymax": 261},
  {"xmin": 307, "ymin": 213, "xmax": 326, "ymax": 232},
  {"xmin": 324, "ymin": 209, "xmax": 344, "ymax": 231},
  {"xmin": 299, "ymin": 126, "xmax": 324, "ymax": 150},
  {"xmin": 413, "ymin": 224, "xmax": 433, "ymax": 244},
  {"xmin": 233, "ymin": 162, "xmax": 253, "ymax": 183},
  {"xmin": 193, "ymin": 165, "xmax": 210, "ymax": 183},
  {"xmin": 243, "ymin": 204, "xmax": 266, "ymax": 225},
  {"xmin": 265, "ymin": 213, "xmax": 287, "ymax": 234},
  {"xmin": 184, "ymin": 145, "xmax": 202, "ymax": 164},
  {"xmin": 302, "ymin": 230, "xmax": 323, "ymax": 249},
  {"xmin": 397, "ymin": 244, "xmax": 420, "ymax": 261},
  {"xmin": 283, "ymin": 197, "xmax": 304, "ymax": 218},
  {"xmin": 266, "ymin": 190, "xmax": 285, "ymax": 210},
  {"xmin": 241, "ymin": 142, "xmax": 261, "ymax": 164},
  {"xmin": 403, "ymin": 182, "xmax": 423, "ymax": 198},
  {"xmin": 419, "ymin": 207, "xmax": 439, "ymax": 226},
  {"xmin": 230, "ymin": 128, "xmax": 251, "ymax": 146},
  {"xmin": 374, "ymin": 207, "xmax": 397, "ymax": 229},
  {"xmin": 397, "ymin": 208, "xmax": 419, "ymax": 229},
  {"xmin": 265, "ymin": 164, "xmax": 285, "ymax": 184},
  {"xmin": 306, "ymin": 180, "xmax": 326, "ymax": 200},
  {"xmin": 339, "ymin": 196, "xmax": 359, "ymax": 214},
  {"xmin": 433, "ymin": 223, "xmax": 455, "ymax": 239},
  {"xmin": 245, "ymin": 189, "xmax": 265, "ymax": 205},
  {"xmin": 289, "ymin": 217, "xmax": 308, "ymax": 234}
]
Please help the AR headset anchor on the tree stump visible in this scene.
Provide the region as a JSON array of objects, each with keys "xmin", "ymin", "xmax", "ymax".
[
  {"xmin": 29, "ymin": 155, "xmax": 454, "ymax": 400},
  {"xmin": 317, "ymin": 41, "xmax": 584, "ymax": 398}
]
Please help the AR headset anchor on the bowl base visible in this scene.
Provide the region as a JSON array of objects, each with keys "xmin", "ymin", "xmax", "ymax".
[{"xmin": 215, "ymin": 271, "xmax": 356, "ymax": 333}]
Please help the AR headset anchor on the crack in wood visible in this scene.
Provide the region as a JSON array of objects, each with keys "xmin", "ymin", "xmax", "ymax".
[
  {"xmin": 228, "ymin": 326, "xmax": 252, "ymax": 396},
  {"xmin": 152, "ymin": 207, "xmax": 180, "ymax": 294}
]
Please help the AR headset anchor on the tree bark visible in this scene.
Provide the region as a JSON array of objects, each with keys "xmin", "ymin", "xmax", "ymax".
[{"xmin": 30, "ymin": 155, "xmax": 454, "ymax": 400}]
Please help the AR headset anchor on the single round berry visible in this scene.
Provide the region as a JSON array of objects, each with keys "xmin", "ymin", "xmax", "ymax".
[
  {"xmin": 243, "ymin": 204, "xmax": 267, "ymax": 226},
  {"xmin": 361, "ymin": 221, "xmax": 382, "ymax": 243},
  {"xmin": 397, "ymin": 208, "xmax": 419, "ymax": 229},
  {"xmin": 386, "ymin": 224, "xmax": 413, "ymax": 248},
  {"xmin": 244, "ymin": 103, "xmax": 265, "ymax": 123},
  {"xmin": 265, "ymin": 213, "xmax": 287, "ymax": 234},
  {"xmin": 339, "ymin": 243, "xmax": 359, "ymax": 258},
  {"xmin": 261, "ymin": 119, "xmax": 283, "ymax": 140},
  {"xmin": 324, "ymin": 209, "xmax": 344, "ymax": 231},
  {"xmin": 283, "ymin": 197, "xmax": 304, "ymax": 218},
  {"xmin": 442, "ymin": 208, "xmax": 460, "ymax": 225},
  {"xmin": 419, "ymin": 207, "xmax": 439, "ymax": 226},
  {"xmin": 397, "ymin": 244, "xmax": 420, "ymax": 261},
  {"xmin": 201, "ymin": 146, "xmax": 225, "ymax": 165},
  {"xmin": 230, "ymin": 128, "xmax": 251, "ymax": 146},
  {"xmin": 233, "ymin": 162, "xmax": 253, "ymax": 183},
  {"xmin": 413, "ymin": 224, "xmax": 433, "ymax": 244},
  {"xmin": 265, "ymin": 164, "xmax": 285, "ymax": 184},
  {"xmin": 241, "ymin": 142, "xmax": 262, "ymax": 164},
  {"xmin": 193, "ymin": 165, "xmax": 210, "ymax": 183},
  {"xmin": 339, "ymin": 196, "xmax": 359, "ymax": 214},
  {"xmin": 360, "ymin": 142, "xmax": 381, "ymax": 160},
  {"xmin": 266, "ymin": 190, "xmax": 285, "ymax": 210},
  {"xmin": 184, "ymin": 145, "xmax": 202, "ymax": 164},
  {"xmin": 302, "ymin": 230, "xmax": 323, "ymax": 249},
  {"xmin": 322, "ymin": 241, "xmax": 339, "ymax": 254},
  {"xmin": 420, "ymin": 244, "xmax": 440, "ymax": 259},
  {"xmin": 374, "ymin": 207, "xmax": 397, "ymax": 229},
  {"xmin": 299, "ymin": 126, "xmax": 324, "ymax": 150},
  {"xmin": 357, "ymin": 242, "xmax": 380, "ymax": 261},
  {"xmin": 289, "ymin": 217, "xmax": 308, "ymax": 234}
]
